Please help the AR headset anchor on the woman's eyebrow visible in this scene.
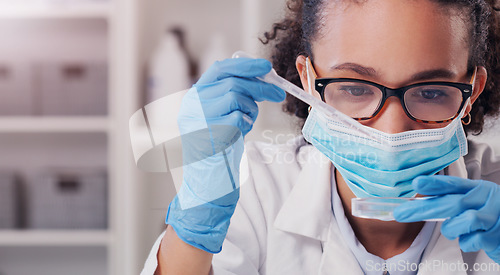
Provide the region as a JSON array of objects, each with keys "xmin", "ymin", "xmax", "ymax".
[
  {"xmin": 330, "ymin": 63, "xmax": 457, "ymax": 81},
  {"xmin": 330, "ymin": 63, "xmax": 379, "ymax": 77},
  {"xmin": 408, "ymin": 69, "xmax": 457, "ymax": 82}
]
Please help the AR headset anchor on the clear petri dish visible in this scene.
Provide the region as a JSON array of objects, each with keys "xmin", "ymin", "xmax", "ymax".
[{"xmin": 351, "ymin": 197, "xmax": 446, "ymax": 222}]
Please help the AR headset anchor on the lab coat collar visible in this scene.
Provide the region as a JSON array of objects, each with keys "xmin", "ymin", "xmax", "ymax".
[
  {"xmin": 318, "ymin": 212, "xmax": 364, "ymax": 274},
  {"xmin": 274, "ymin": 147, "xmax": 333, "ymax": 241}
]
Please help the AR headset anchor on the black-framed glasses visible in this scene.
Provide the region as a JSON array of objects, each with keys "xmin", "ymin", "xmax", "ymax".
[{"xmin": 307, "ymin": 59, "xmax": 475, "ymax": 124}]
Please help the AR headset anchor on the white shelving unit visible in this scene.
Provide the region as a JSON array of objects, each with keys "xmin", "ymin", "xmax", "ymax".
[{"xmin": 0, "ymin": 1, "xmax": 127, "ymax": 275}]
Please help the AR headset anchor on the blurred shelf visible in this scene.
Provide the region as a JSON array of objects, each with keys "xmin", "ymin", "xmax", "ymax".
[
  {"xmin": 0, "ymin": 2, "xmax": 110, "ymax": 19},
  {"xmin": 0, "ymin": 117, "xmax": 109, "ymax": 133},
  {"xmin": 0, "ymin": 230, "xmax": 110, "ymax": 246}
]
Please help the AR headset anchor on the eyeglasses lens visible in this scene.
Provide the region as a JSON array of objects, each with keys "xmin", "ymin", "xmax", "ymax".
[{"xmin": 404, "ymin": 86, "xmax": 463, "ymax": 121}]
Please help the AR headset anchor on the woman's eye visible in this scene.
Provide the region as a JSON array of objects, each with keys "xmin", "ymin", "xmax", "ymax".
[
  {"xmin": 340, "ymin": 86, "xmax": 373, "ymax": 96},
  {"xmin": 417, "ymin": 89, "xmax": 446, "ymax": 100}
]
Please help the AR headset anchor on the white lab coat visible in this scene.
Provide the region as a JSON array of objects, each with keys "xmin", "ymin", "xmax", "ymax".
[{"xmin": 142, "ymin": 137, "xmax": 500, "ymax": 275}]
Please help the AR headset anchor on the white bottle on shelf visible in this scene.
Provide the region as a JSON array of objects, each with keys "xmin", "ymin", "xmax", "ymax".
[{"xmin": 147, "ymin": 28, "xmax": 191, "ymax": 103}]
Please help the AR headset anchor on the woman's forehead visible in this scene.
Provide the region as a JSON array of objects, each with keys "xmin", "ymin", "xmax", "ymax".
[{"xmin": 312, "ymin": 0, "xmax": 470, "ymax": 83}]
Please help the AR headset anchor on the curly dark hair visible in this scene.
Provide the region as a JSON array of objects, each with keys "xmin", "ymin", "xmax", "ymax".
[{"xmin": 261, "ymin": 0, "xmax": 500, "ymax": 135}]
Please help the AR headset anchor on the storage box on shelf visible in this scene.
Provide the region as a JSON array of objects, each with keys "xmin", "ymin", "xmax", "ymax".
[
  {"xmin": 0, "ymin": 61, "xmax": 108, "ymax": 117},
  {"xmin": 25, "ymin": 168, "xmax": 107, "ymax": 230},
  {"xmin": 37, "ymin": 61, "xmax": 108, "ymax": 116}
]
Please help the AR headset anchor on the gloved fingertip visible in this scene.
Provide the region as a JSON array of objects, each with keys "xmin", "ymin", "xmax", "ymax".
[
  {"xmin": 441, "ymin": 232, "xmax": 455, "ymax": 241},
  {"xmin": 278, "ymin": 87, "xmax": 287, "ymax": 99},
  {"xmin": 257, "ymin": 84, "xmax": 286, "ymax": 103},
  {"xmin": 260, "ymin": 58, "xmax": 273, "ymax": 69},
  {"xmin": 241, "ymin": 116, "xmax": 254, "ymax": 136},
  {"xmin": 459, "ymin": 240, "xmax": 477, "ymax": 253},
  {"xmin": 271, "ymin": 87, "xmax": 287, "ymax": 102},
  {"xmin": 412, "ymin": 176, "xmax": 432, "ymax": 189},
  {"xmin": 440, "ymin": 221, "xmax": 458, "ymax": 240},
  {"xmin": 413, "ymin": 176, "xmax": 445, "ymax": 195},
  {"xmin": 250, "ymin": 58, "xmax": 273, "ymax": 74},
  {"xmin": 393, "ymin": 206, "xmax": 411, "ymax": 222}
]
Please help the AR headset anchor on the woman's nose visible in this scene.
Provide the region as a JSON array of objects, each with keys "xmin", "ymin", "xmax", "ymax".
[{"xmin": 362, "ymin": 97, "xmax": 415, "ymax": 134}]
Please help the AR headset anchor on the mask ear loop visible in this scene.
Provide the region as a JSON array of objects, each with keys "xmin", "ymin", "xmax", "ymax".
[{"xmin": 305, "ymin": 57, "xmax": 315, "ymax": 112}]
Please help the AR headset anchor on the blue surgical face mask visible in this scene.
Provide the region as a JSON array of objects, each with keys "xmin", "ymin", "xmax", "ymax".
[{"xmin": 302, "ymin": 107, "xmax": 468, "ymax": 198}]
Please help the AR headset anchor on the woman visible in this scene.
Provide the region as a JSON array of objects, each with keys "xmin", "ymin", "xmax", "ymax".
[{"xmin": 143, "ymin": 0, "xmax": 500, "ymax": 274}]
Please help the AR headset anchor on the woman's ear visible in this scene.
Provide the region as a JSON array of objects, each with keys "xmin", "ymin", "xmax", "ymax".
[
  {"xmin": 465, "ymin": 66, "xmax": 487, "ymax": 114},
  {"xmin": 296, "ymin": 55, "xmax": 309, "ymax": 92},
  {"xmin": 295, "ymin": 55, "xmax": 321, "ymax": 99}
]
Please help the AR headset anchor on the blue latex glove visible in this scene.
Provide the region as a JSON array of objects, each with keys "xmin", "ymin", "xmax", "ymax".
[
  {"xmin": 394, "ymin": 175, "xmax": 500, "ymax": 264},
  {"xmin": 166, "ymin": 57, "xmax": 285, "ymax": 253}
]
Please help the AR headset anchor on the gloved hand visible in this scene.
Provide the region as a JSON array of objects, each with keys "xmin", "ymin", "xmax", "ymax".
[
  {"xmin": 394, "ymin": 175, "xmax": 500, "ymax": 264},
  {"xmin": 166, "ymin": 57, "xmax": 286, "ymax": 253}
]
